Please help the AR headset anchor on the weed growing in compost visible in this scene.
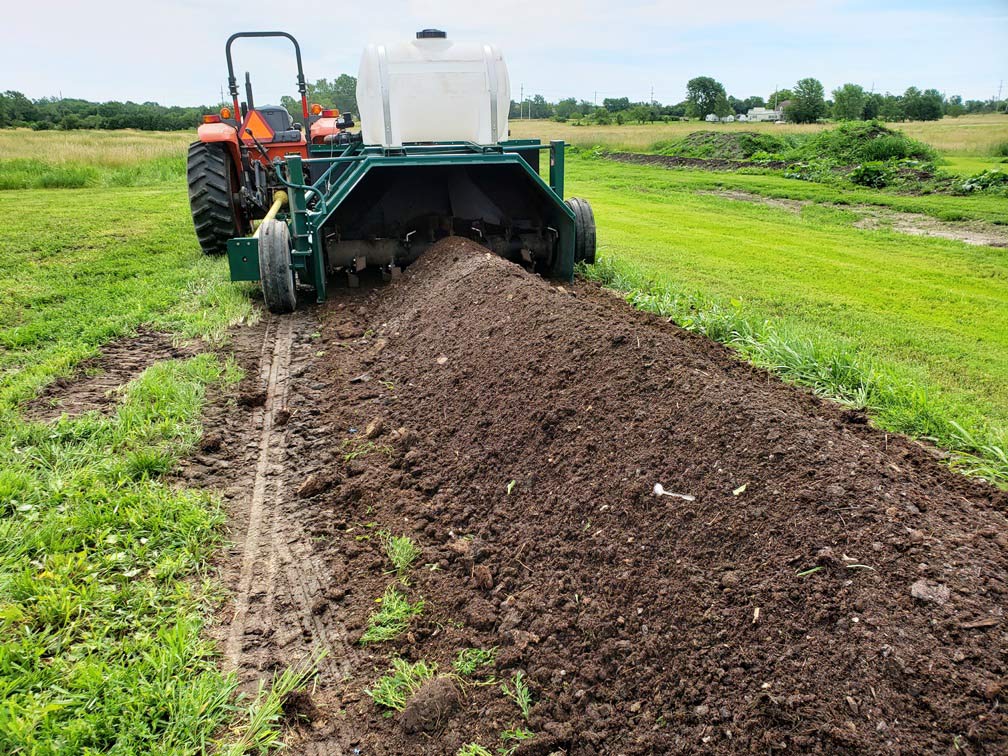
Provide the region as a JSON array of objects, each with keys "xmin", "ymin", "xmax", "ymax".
[
  {"xmin": 499, "ymin": 727, "xmax": 536, "ymax": 754},
  {"xmin": 501, "ymin": 671, "xmax": 533, "ymax": 720},
  {"xmin": 457, "ymin": 744, "xmax": 493, "ymax": 756},
  {"xmin": 366, "ymin": 658, "xmax": 437, "ymax": 711},
  {"xmin": 218, "ymin": 654, "xmax": 322, "ymax": 755},
  {"xmin": 340, "ymin": 438, "xmax": 392, "ymax": 462},
  {"xmin": 453, "ymin": 647, "xmax": 499, "ymax": 677},
  {"xmin": 380, "ymin": 531, "xmax": 421, "ymax": 577},
  {"xmin": 359, "ymin": 585, "xmax": 425, "ymax": 644}
]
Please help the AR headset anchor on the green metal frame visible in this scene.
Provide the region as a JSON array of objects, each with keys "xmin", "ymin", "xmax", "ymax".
[{"xmin": 226, "ymin": 138, "xmax": 576, "ymax": 300}]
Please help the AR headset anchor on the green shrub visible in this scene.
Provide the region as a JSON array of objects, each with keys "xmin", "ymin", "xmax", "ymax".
[
  {"xmin": 793, "ymin": 121, "xmax": 936, "ymax": 165},
  {"xmin": 852, "ymin": 165, "xmax": 886, "ymax": 188},
  {"xmin": 958, "ymin": 169, "xmax": 1008, "ymax": 194}
]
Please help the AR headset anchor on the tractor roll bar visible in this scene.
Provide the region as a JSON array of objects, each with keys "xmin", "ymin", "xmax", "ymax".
[{"xmin": 226, "ymin": 31, "xmax": 309, "ymax": 121}]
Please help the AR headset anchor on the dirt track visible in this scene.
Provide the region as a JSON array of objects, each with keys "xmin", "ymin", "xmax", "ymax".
[{"xmin": 172, "ymin": 238, "xmax": 1007, "ymax": 754}]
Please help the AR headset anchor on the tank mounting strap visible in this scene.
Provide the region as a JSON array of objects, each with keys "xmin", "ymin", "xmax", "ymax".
[
  {"xmin": 376, "ymin": 45, "xmax": 395, "ymax": 147},
  {"xmin": 482, "ymin": 44, "xmax": 499, "ymax": 144}
]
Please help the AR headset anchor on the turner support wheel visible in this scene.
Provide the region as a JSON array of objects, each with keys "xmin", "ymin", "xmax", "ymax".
[
  {"xmin": 187, "ymin": 141, "xmax": 244, "ymax": 255},
  {"xmin": 258, "ymin": 220, "xmax": 297, "ymax": 314},
  {"xmin": 566, "ymin": 197, "xmax": 596, "ymax": 265}
]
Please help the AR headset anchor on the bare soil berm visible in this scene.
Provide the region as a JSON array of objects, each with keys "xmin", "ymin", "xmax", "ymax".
[{"xmin": 176, "ymin": 236, "xmax": 1005, "ymax": 753}]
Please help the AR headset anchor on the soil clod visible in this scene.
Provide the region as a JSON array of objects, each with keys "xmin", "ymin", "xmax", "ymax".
[{"xmin": 398, "ymin": 676, "xmax": 459, "ymax": 734}]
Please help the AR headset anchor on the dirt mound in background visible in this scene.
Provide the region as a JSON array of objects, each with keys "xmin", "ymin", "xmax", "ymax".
[
  {"xmin": 200, "ymin": 237, "xmax": 1006, "ymax": 754},
  {"xmin": 657, "ymin": 130, "xmax": 793, "ymax": 160},
  {"xmin": 608, "ymin": 151, "xmax": 790, "ymax": 171}
]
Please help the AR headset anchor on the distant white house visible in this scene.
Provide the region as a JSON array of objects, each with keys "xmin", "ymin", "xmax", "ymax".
[
  {"xmin": 746, "ymin": 106, "xmax": 783, "ymax": 122},
  {"xmin": 736, "ymin": 113, "xmax": 749, "ymax": 122},
  {"xmin": 704, "ymin": 113, "xmax": 719, "ymax": 122}
]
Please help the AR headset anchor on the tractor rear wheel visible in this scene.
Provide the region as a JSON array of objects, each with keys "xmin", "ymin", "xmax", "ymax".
[
  {"xmin": 566, "ymin": 197, "xmax": 596, "ymax": 265},
  {"xmin": 258, "ymin": 219, "xmax": 297, "ymax": 314},
  {"xmin": 187, "ymin": 141, "xmax": 243, "ymax": 255}
]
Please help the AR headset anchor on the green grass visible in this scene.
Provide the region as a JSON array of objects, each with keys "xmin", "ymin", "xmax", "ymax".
[
  {"xmin": 499, "ymin": 727, "xmax": 535, "ymax": 754},
  {"xmin": 453, "ymin": 647, "xmax": 498, "ymax": 677},
  {"xmin": 585, "ymin": 150, "xmax": 1007, "ymax": 224},
  {"xmin": 501, "ymin": 671, "xmax": 532, "ymax": 720},
  {"xmin": 0, "ymin": 186, "xmax": 255, "ymax": 410},
  {"xmin": 380, "ymin": 531, "xmax": 421, "ymax": 578},
  {"xmin": 359, "ymin": 585, "xmax": 425, "ymax": 644},
  {"xmin": 0, "ymin": 172, "xmax": 265, "ymax": 751},
  {"xmin": 940, "ymin": 155, "xmax": 1008, "ymax": 176},
  {"xmin": 0, "ymin": 156, "xmax": 186, "ymax": 190},
  {"xmin": 568, "ymin": 152, "xmax": 1008, "ymax": 484},
  {"xmin": 218, "ymin": 656, "xmax": 321, "ymax": 755},
  {"xmin": 457, "ymin": 744, "xmax": 493, "ymax": 756},
  {"xmin": 366, "ymin": 658, "xmax": 436, "ymax": 711}
]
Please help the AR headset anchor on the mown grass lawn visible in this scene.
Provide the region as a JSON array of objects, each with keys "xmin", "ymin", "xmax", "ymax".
[
  {"xmin": 0, "ymin": 183, "xmax": 310, "ymax": 753},
  {"xmin": 567, "ymin": 152, "xmax": 1008, "ymax": 480}
]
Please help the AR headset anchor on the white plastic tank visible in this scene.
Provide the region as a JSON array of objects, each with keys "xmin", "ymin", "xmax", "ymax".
[{"xmin": 356, "ymin": 29, "xmax": 510, "ymax": 147}]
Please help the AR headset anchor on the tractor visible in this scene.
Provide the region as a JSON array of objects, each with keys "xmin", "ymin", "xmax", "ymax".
[{"xmin": 187, "ymin": 30, "xmax": 596, "ymax": 314}]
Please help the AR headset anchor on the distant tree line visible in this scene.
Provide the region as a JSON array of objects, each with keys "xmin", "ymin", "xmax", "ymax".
[
  {"xmin": 0, "ymin": 76, "xmax": 358, "ymax": 132},
  {"xmin": 0, "ymin": 90, "xmax": 217, "ymax": 131},
  {"xmin": 513, "ymin": 77, "xmax": 1005, "ymax": 126},
  {"xmin": 3, "ymin": 72, "xmax": 1005, "ymax": 132}
]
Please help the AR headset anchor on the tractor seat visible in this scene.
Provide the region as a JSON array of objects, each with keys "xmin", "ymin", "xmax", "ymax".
[{"xmin": 256, "ymin": 105, "xmax": 303, "ymax": 142}]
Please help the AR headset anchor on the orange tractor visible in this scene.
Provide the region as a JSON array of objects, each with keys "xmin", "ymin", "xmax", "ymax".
[
  {"xmin": 187, "ymin": 29, "xmax": 595, "ymax": 314},
  {"xmin": 187, "ymin": 31, "xmax": 355, "ymax": 254}
]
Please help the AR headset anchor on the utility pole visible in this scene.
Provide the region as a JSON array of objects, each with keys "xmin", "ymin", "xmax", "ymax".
[
  {"xmin": 650, "ymin": 85, "xmax": 654, "ymax": 105},
  {"xmin": 520, "ymin": 83, "xmax": 524, "ymax": 119},
  {"xmin": 594, "ymin": 90, "xmax": 597, "ymax": 107}
]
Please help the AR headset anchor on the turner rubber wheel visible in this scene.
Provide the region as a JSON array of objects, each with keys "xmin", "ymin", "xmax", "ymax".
[
  {"xmin": 258, "ymin": 219, "xmax": 297, "ymax": 314},
  {"xmin": 187, "ymin": 141, "xmax": 243, "ymax": 255},
  {"xmin": 566, "ymin": 197, "xmax": 597, "ymax": 265}
]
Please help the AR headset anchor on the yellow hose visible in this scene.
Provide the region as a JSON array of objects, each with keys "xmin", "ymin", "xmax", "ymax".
[{"xmin": 253, "ymin": 191, "xmax": 289, "ymax": 238}]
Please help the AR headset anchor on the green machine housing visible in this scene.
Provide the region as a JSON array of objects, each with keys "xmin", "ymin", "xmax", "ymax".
[{"xmin": 226, "ymin": 138, "xmax": 596, "ymax": 313}]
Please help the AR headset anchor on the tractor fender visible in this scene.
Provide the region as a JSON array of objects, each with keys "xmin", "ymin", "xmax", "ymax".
[
  {"xmin": 309, "ymin": 117, "xmax": 341, "ymax": 144},
  {"xmin": 196, "ymin": 123, "xmax": 242, "ymax": 170}
]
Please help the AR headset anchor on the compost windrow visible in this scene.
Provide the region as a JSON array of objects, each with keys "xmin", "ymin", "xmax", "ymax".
[{"xmin": 199, "ymin": 237, "xmax": 1006, "ymax": 754}]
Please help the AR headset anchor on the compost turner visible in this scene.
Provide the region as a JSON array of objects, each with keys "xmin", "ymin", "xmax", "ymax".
[{"xmin": 186, "ymin": 29, "xmax": 596, "ymax": 313}]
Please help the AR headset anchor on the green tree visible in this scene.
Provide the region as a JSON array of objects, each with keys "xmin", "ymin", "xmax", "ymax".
[
  {"xmin": 862, "ymin": 92, "xmax": 883, "ymax": 120},
  {"xmin": 602, "ymin": 97, "xmax": 630, "ymax": 113},
  {"xmin": 945, "ymin": 95, "xmax": 965, "ymax": 117},
  {"xmin": 832, "ymin": 83, "xmax": 867, "ymax": 121},
  {"xmin": 528, "ymin": 94, "xmax": 552, "ymax": 119},
  {"xmin": 785, "ymin": 78, "xmax": 827, "ymax": 123},
  {"xmin": 554, "ymin": 97, "xmax": 578, "ymax": 119},
  {"xmin": 767, "ymin": 89, "xmax": 793, "ymax": 109},
  {"xmin": 878, "ymin": 93, "xmax": 905, "ymax": 121},
  {"xmin": 685, "ymin": 76, "xmax": 727, "ymax": 118}
]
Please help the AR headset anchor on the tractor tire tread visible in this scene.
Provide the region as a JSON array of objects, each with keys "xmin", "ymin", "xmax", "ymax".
[
  {"xmin": 259, "ymin": 219, "xmax": 297, "ymax": 314},
  {"xmin": 187, "ymin": 141, "xmax": 241, "ymax": 255}
]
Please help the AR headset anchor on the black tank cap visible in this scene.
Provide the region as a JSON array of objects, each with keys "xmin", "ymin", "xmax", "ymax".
[{"xmin": 416, "ymin": 29, "xmax": 447, "ymax": 39}]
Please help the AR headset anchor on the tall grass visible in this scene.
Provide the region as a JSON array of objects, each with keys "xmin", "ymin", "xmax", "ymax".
[
  {"xmin": 0, "ymin": 155, "xmax": 185, "ymax": 190},
  {"xmin": 0, "ymin": 128, "xmax": 193, "ymax": 165},
  {"xmin": 583, "ymin": 257, "xmax": 1008, "ymax": 486}
]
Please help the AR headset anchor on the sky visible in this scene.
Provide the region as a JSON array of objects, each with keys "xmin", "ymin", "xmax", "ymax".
[{"xmin": 3, "ymin": 0, "xmax": 1006, "ymax": 107}]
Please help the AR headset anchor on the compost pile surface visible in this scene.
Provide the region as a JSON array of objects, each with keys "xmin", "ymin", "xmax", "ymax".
[{"xmin": 199, "ymin": 238, "xmax": 1006, "ymax": 754}]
